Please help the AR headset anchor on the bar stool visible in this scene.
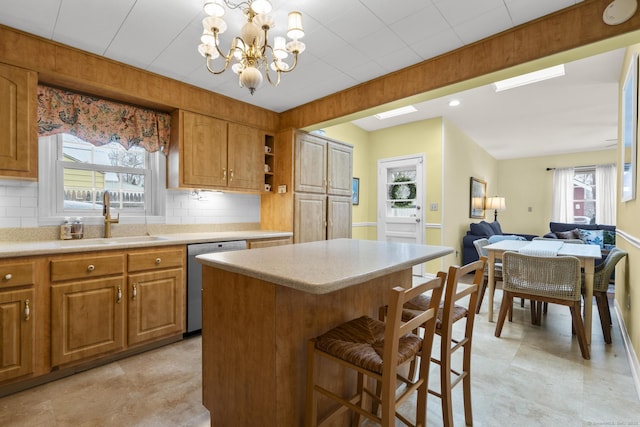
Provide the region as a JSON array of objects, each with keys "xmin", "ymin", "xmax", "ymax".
[
  {"xmin": 402, "ymin": 259, "xmax": 485, "ymax": 427},
  {"xmin": 305, "ymin": 275, "xmax": 445, "ymax": 427}
]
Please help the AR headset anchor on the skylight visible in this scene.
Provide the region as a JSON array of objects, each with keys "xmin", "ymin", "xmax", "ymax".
[
  {"xmin": 492, "ymin": 65, "xmax": 565, "ymax": 92},
  {"xmin": 374, "ymin": 106, "xmax": 417, "ymax": 120}
]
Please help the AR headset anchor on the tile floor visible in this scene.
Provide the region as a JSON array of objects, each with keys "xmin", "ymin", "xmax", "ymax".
[{"xmin": 1, "ymin": 290, "xmax": 639, "ymax": 426}]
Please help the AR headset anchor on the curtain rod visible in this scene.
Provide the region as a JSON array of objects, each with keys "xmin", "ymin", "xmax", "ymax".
[{"xmin": 546, "ymin": 164, "xmax": 611, "ymax": 171}]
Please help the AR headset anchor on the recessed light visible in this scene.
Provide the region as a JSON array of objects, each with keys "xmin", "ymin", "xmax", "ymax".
[
  {"xmin": 492, "ymin": 65, "xmax": 565, "ymax": 92},
  {"xmin": 448, "ymin": 99, "xmax": 460, "ymax": 107},
  {"xmin": 374, "ymin": 105, "xmax": 417, "ymax": 120}
]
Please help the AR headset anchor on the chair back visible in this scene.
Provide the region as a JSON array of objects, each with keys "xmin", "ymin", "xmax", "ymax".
[
  {"xmin": 594, "ymin": 247, "xmax": 627, "ymax": 291},
  {"xmin": 502, "ymin": 252, "xmax": 581, "ymax": 301},
  {"xmin": 381, "ymin": 275, "xmax": 445, "ymax": 422},
  {"xmin": 473, "ymin": 238, "xmax": 489, "ymax": 257},
  {"xmin": 439, "ymin": 258, "xmax": 486, "ymax": 335}
]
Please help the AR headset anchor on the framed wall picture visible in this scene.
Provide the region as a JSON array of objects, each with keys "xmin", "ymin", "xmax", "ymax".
[
  {"xmin": 621, "ymin": 53, "xmax": 638, "ymax": 202},
  {"xmin": 352, "ymin": 177, "xmax": 360, "ymax": 205},
  {"xmin": 469, "ymin": 177, "xmax": 486, "ymax": 219}
]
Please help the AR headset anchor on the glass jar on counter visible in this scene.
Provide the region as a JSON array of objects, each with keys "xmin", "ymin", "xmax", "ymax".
[
  {"xmin": 71, "ymin": 217, "xmax": 84, "ymax": 239},
  {"xmin": 59, "ymin": 217, "xmax": 72, "ymax": 240}
]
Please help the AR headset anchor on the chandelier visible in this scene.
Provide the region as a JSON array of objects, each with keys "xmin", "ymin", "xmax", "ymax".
[{"xmin": 198, "ymin": 0, "xmax": 305, "ymax": 95}]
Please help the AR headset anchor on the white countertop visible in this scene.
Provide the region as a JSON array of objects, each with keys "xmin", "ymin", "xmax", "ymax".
[
  {"xmin": 0, "ymin": 230, "xmax": 292, "ymax": 258},
  {"xmin": 197, "ymin": 238, "xmax": 454, "ymax": 294}
]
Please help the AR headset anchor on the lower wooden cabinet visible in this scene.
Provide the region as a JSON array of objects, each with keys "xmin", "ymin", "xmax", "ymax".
[
  {"xmin": 0, "ymin": 288, "xmax": 34, "ymax": 382},
  {"xmin": 51, "ymin": 277, "xmax": 125, "ymax": 366},
  {"xmin": 128, "ymin": 268, "xmax": 183, "ymax": 346},
  {"xmin": 49, "ymin": 246, "xmax": 185, "ymax": 368}
]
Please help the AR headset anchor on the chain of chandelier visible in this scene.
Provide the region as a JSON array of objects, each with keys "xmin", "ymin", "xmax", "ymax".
[{"xmin": 198, "ymin": 0, "xmax": 305, "ymax": 95}]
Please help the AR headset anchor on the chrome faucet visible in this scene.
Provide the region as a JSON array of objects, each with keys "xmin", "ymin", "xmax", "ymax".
[{"xmin": 103, "ymin": 190, "xmax": 120, "ymax": 238}]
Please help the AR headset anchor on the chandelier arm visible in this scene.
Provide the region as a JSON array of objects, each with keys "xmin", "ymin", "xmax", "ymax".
[
  {"xmin": 263, "ymin": 64, "xmax": 281, "ymax": 87},
  {"xmin": 206, "ymin": 55, "xmax": 233, "ymax": 75},
  {"xmin": 271, "ymin": 51, "xmax": 299, "ymax": 73},
  {"xmin": 222, "ymin": 0, "xmax": 251, "ymax": 11}
]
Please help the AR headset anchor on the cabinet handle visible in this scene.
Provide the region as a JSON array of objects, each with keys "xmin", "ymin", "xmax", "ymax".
[
  {"xmin": 155, "ymin": 257, "xmax": 162, "ymax": 265},
  {"xmin": 132, "ymin": 283, "xmax": 137, "ymax": 300},
  {"xmin": 4, "ymin": 273, "xmax": 12, "ymax": 281},
  {"xmin": 87, "ymin": 264, "xmax": 95, "ymax": 272},
  {"xmin": 24, "ymin": 299, "xmax": 30, "ymax": 321},
  {"xmin": 223, "ymin": 168, "xmax": 227, "ymax": 180},
  {"xmin": 117, "ymin": 287, "xmax": 122, "ymax": 304},
  {"xmin": 230, "ymin": 169, "xmax": 234, "ymax": 181}
]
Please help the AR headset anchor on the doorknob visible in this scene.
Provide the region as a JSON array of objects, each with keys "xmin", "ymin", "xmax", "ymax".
[{"xmin": 415, "ymin": 218, "xmax": 421, "ymax": 223}]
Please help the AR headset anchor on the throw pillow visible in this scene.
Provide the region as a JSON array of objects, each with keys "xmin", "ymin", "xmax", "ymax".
[
  {"xmin": 556, "ymin": 229, "xmax": 579, "ymax": 239},
  {"xmin": 603, "ymin": 229, "xmax": 616, "ymax": 246},
  {"xmin": 487, "ymin": 235, "xmax": 526, "ymax": 244},
  {"xmin": 577, "ymin": 229, "xmax": 604, "ymax": 248},
  {"xmin": 470, "ymin": 222, "xmax": 495, "ymax": 237},
  {"xmin": 488, "ymin": 221, "xmax": 503, "ymax": 235}
]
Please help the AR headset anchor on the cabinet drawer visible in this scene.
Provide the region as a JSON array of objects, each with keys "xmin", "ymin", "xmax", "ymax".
[
  {"xmin": 128, "ymin": 248, "xmax": 184, "ymax": 272},
  {"xmin": 50, "ymin": 254, "xmax": 125, "ymax": 282},
  {"xmin": 0, "ymin": 262, "xmax": 34, "ymax": 288}
]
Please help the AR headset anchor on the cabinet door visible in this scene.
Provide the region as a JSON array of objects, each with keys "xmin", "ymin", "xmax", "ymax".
[
  {"xmin": 227, "ymin": 123, "xmax": 263, "ymax": 191},
  {"xmin": 183, "ymin": 112, "xmax": 228, "ymax": 187},
  {"xmin": 295, "ymin": 133, "xmax": 327, "ymax": 194},
  {"xmin": 128, "ymin": 268, "xmax": 184, "ymax": 346},
  {"xmin": 294, "ymin": 193, "xmax": 326, "ymax": 243},
  {"xmin": 0, "ymin": 288, "xmax": 34, "ymax": 381},
  {"xmin": 327, "ymin": 142, "xmax": 353, "ymax": 196},
  {"xmin": 0, "ymin": 62, "xmax": 37, "ymax": 179},
  {"xmin": 51, "ymin": 277, "xmax": 125, "ymax": 366},
  {"xmin": 327, "ymin": 196, "xmax": 352, "ymax": 240}
]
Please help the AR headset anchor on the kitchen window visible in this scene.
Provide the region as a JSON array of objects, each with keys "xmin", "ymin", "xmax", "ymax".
[{"xmin": 38, "ymin": 133, "xmax": 165, "ymax": 225}]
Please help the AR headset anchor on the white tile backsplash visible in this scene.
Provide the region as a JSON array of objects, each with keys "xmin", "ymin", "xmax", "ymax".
[{"xmin": 0, "ymin": 180, "xmax": 261, "ymax": 229}]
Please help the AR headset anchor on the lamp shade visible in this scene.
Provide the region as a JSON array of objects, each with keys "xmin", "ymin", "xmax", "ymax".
[{"xmin": 485, "ymin": 197, "xmax": 506, "ymax": 211}]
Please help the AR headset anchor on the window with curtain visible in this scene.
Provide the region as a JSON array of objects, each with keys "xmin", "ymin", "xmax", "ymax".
[
  {"xmin": 37, "ymin": 86, "xmax": 168, "ymax": 222},
  {"xmin": 552, "ymin": 165, "xmax": 616, "ymax": 225}
]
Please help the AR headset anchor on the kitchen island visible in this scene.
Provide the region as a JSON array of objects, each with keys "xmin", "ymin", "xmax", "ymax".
[{"xmin": 197, "ymin": 238, "xmax": 453, "ymax": 426}]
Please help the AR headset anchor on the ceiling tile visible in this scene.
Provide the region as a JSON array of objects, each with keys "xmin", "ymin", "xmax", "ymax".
[
  {"xmin": 0, "ymin": 0, "xmax": 61, "ymax": 39},
  {"xmin": 505, "ymin": 0, "xmax": 579, "ymax": 25},
  {"xmin": 451, "ymin": 7, "xmax": 513, "ymax": 44},
  {"xmin": 433, "ymin": 0, "xmax": 505, "ymax": 27}
]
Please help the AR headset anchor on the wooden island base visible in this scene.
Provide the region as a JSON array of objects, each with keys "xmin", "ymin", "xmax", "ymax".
[{"xmin": 202, "ymin": 265, "xmax": 411, "ymax": 426}]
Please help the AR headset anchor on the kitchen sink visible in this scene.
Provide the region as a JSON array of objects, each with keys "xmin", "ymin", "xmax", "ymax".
[
  {"xmin": 106, "ymin": 235, "xmax": 169, "ymax": 244},
  {"xmin": 54, "ymin": 235, "xmax": 168, "ymax": 248}
]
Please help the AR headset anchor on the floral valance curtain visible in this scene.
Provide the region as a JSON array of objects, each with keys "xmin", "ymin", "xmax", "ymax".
[{"xmin": 37, "ymin": 85, "xmax": 170, "ymax": 153}]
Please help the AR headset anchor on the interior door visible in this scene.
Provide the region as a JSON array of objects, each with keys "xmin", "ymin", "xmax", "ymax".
[{"xmin": 377, "ymin": 155, "xmax": 425, "ymax": 276}]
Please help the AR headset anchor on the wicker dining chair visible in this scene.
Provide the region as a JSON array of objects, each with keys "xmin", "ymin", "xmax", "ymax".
[
  {"xmin": 583, "ymin": 247, "xmax": 627, "ymax": 344},
  {"xmin": 495, "ymin": 251, "xmax": 590, "ymax": 359},
  {"xmin": 305, "ymin": 275, "xmax": 445, "ymax": 427}
]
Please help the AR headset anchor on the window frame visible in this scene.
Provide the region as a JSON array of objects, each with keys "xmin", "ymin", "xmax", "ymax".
[{"xmin": 38, "ymin": 134, "xmax": 166, "ymax": 226}]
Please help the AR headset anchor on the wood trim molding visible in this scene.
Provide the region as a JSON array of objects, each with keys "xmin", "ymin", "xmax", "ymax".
[{"xmin": 279, "ymin": 0, "xmax": 640, "ymax": 131}]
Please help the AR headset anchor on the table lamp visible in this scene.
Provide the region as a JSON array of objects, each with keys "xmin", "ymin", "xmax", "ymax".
[{"xmin": 486, "ymin": 196, "xmax": 506, "ymax": 221}]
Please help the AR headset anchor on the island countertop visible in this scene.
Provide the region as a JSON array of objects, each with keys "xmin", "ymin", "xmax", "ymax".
[{"xmin": 196, "ymin": 238, "xmax": 453, "ymax": 294}]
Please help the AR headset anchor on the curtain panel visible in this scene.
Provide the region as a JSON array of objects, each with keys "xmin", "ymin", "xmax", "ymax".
[
  {"xmin": 37, "ymin": 85, "xmax": 170, "ymax": 153},
  {"xmin": 552, "ymin": 167, "xmax": 575, "ymax": 223}
]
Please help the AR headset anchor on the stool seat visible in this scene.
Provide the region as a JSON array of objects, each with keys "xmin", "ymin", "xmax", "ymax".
[
  {"xmin": 315, "ymin": 315, "xmax": 421, "ymax": 374},
  {"xmin": 403, "ymin": 295, "xmax": 468, "ymax": 327}
]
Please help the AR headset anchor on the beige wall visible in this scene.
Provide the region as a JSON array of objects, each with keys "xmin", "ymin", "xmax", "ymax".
[
  {"xmin": 616, "ymin": 45, "xmax": 640, "ymax": 360},
  {"xmin": 497, "ymin": 150, "xmax": 617, "ymax": 237}
]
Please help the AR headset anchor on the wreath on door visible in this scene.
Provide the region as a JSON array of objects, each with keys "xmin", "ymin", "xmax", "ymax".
[{"xmin": 388, "ymin": 174, "xmax": 416, "ymax": 208}]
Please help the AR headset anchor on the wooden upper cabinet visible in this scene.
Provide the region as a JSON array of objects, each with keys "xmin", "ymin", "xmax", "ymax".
[
  {"xmin": 169, "ymin": 110, "xmax": 228, "ymax": 189},
  {"xmin": 168, "ymin": 110, "xmax": 263, "ymax": 192},
  {"xmin": 294, "ymin": 133, "xmax": 327, "ymax": 194},
  {"xmin": 227, "ymin": 123, "xmax": 262, "ymax": 191},
  {"xmin": 327, "ymin": 142, "xmax": 353, "ymax": 196},
  {"xmin": 0, "ymin": 62, "xmax": 37, "ymax": 180}
]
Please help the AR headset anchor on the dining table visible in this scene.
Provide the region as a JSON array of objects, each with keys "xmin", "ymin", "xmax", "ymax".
[{"xmin": 485, "ymin": 239, "xmax": 602, "ymax": 344}]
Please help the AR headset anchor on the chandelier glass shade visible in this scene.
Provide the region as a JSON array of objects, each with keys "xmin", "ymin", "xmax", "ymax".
[{"xmin": 198, "ymin": 0, "xmax": 305, "ymax": 95}]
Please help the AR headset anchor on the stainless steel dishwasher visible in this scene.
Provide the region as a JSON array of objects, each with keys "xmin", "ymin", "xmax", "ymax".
[{"xmin": 186, "ymin": 240, "xmax": 247, "ymax": 334}]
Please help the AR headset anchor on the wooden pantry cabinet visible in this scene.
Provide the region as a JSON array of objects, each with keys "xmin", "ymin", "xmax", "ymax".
[
  {"xmin": 49, "ymin": 246, "xmax": 185, "ymax": 367},
  {"xmin": 168, "ymin": 109, "xmax": 265, "ymax": 192},
  {"xmin": 0, "ymin": 62, "xmax": 37, "ymax": 180},
  {"xmin": 261, "ymin": 130, "xmax": 353, "ymax": 243}
]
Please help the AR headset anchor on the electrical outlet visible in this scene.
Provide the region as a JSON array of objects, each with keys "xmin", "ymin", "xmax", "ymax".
[
  {"xmin": 430, "ymin": 203, "xmax": 438, "ymax": 211},
  {"xmin": 278, "ymin": 185, "xmax": 287, "ymax": 194}
]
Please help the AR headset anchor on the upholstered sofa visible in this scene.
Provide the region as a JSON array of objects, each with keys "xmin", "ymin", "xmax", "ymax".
[
  {"xmin": 543, "ymin": 221, "xmax": 616, "ymax": 264},
  {"xmin": 462, "ymin": 221, "xmax": 537, "ymax": 264}
]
